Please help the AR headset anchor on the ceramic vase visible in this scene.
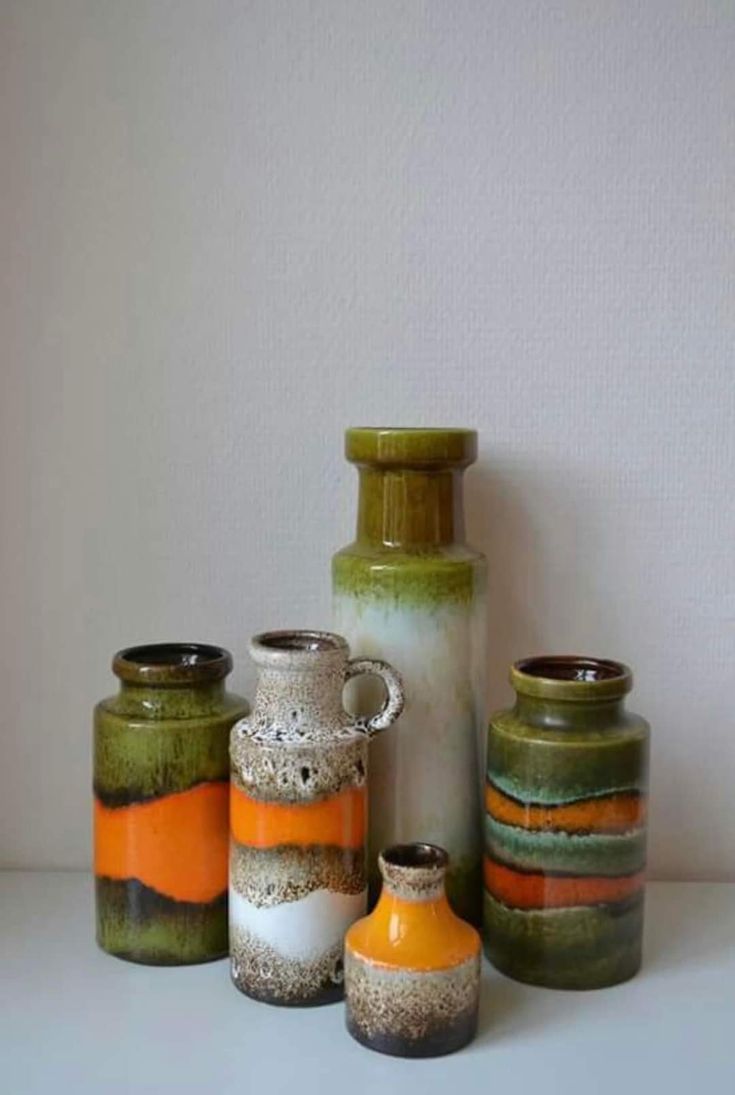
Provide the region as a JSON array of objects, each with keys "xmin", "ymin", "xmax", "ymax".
[
  {"xmin": 229, "ymin": 630, "xmax": 403, "ymax": 1006},
  {"xmin": 333, "ymin": 427, "xmax": 487, "ymax": 925},
  {"xmin": 345, "ymin": 843, "xmax": 481, "ymax": 1057},
  {"xmin": 93, "ymin": 643, "xmax": 249, "ymax": 965},
  {"xmin": 484, "ymin": 655, "xmax": 650, "ymax": 989}
]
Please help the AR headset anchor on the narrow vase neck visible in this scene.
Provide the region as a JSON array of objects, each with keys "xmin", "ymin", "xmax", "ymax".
[
  {"xmin": 356, "ymin": 467, "xmax": 465, "ymax": 547},
  {"xmin": 514, "ymin": 694, "xmax": 626, "ymax": 730},
  {"xmin": 254, "ymin": 667, "xmax": 345, "ymax": 726},
  {"xmin": 116, "ymin": 681, "xmax": 226, "ymax": 718}
]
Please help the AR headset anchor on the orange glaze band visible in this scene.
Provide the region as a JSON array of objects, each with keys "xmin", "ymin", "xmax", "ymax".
[
  {"xmin": 230, "ymin": 783, "xmax": 366, "ymax": 849},
  {"xmin": 347, "ymin": 893, "xmax": 480, "ymax": 972},
  {"xmin": 485, "ymin": 783, "xmax": 646, "ymax": 834},
  {"xmin": 484, "ymin": 857, "xmax": 645, "ymax": 910},
  {"xmin": 94, "ymin": 781, "xmax": 229, "ymax": 904}
]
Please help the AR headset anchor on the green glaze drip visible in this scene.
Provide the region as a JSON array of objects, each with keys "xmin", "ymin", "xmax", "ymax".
[
  {"xmin": 485, "ymin": 815, "xmax": 647, "ymax": 877},
  {"xmin": 483, "ymin": 890, "xmax": 644, "ymax": 990},
  {"xmin": 333, "ymin": 550, "xmax": 483, "ymax": 608},
  {"xmin": 96, "ymin": 878, "xmax": 228, "ymax": 965},
  {"xmin": 487, "ymin": 707, "xmax": 649, "ymax": 804},
  {"xmin": 94, "ymin": 693, "xmax": 247, "ymax": 804}
]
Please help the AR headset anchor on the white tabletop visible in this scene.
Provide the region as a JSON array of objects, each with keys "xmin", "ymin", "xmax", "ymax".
[{"xmin": 1, "ymin": 873, "xmax": 732, "ymax": 1093}]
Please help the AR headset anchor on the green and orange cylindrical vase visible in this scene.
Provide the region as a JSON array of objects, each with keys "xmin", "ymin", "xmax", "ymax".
[
  {"xmin": 94, "ymin": 643, "xmax": 249, "ymax": 965},
  {"xmin": 483, "ymin": 656, "xmax": 650, "ymax": 989}
]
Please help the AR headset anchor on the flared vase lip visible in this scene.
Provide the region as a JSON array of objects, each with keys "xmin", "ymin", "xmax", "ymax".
[
  {"xmin": 112, "ymin": 642, "xmax": 233, "ymax": 686},
  {"xmin": 511, "ymin": 655, "xmax": 633, "ymax": 702},
  {"xmin": 345, "ymin": 427, "xmax": 477, "ymax": 468},
  {"xmin": 378, "ymin": 842, "xmax": 449, "ymax": 901},
  {"xmin": 249, "ymin": 629, "xmax": 349, "ymax": 668}
]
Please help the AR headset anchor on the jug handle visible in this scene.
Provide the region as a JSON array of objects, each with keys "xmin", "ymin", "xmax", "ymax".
[{"xmin": 344, "ymin": 658, "xmax": 404, "ymax": 736}]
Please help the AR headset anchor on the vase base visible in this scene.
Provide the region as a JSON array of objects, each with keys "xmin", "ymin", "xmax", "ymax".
[{"xmin": 346, "ymin": 1011, "xmax": 477, "ymax": 1058}]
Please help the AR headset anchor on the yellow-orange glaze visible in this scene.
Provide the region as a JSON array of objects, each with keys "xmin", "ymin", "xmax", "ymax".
[
  {"xmin": 230, "ymin": 783, "xmax": 366, "ymax": 849},
  {"xmin": 485, "ymin": 783, "xmax": 646, "ymax": 834},
  {"xmin": 94, "ymin": 781, "xmax": 228, "ymax": 903},
  {"xmin": 484, "ymin": 857, "xmax": 645, "ymax": 910},
  {"xmin": 346, "ymin": 891, "xmax": 480, "ymax": 972}
]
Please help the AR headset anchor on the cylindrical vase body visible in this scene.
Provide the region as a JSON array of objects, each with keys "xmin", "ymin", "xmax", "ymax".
[
  {"xmin": 229, "ymin": 630, "xmax": 403, "ymax": 1006},
  {"xmin": 333, "ymin": 428, "xmax": 486, "ymax": 924},
  {"xmin": 483, "ymin": 656, "xmax": 650, "ymax": 989},
  {"xmin": 94, "ymin": 643, "xmax": 249, "ymax": 965}
]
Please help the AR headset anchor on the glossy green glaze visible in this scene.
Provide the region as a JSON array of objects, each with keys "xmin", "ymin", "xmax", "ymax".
[
  {"xmin": 93, "ymin": 643, "xmax": 249, "ymax": 965},
  {"xmin": 483, "ymin": 890, "xmax": 644, "ymax": 989},
  {"xmin": 333, "ymin": 428, "xmax": 487, "ymax": 926},
  {"xmin": 94, "ymin": 689, "xmax": 247, "ymax": 806},
  {"xmin": 483, "ymin": 656, "xmax": 650, "ymax": 989},
  {"xmin": 95, "ymin": 879, "xmax": 228, "ymax": 966}
]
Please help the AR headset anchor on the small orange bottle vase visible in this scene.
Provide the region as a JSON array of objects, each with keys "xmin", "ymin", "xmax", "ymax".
[{"xmin": 344, "ymin": 843, "xmax": 481, "ymax": 1057}]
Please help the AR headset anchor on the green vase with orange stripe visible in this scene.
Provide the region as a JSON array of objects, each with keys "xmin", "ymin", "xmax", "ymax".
[
  {"xmin": 484, "ymin": 656, "xmax": 650, "ymax": 990},
  {"xmin": 94, "ymin": 643, "xmax": 249, "ymax": 965}
]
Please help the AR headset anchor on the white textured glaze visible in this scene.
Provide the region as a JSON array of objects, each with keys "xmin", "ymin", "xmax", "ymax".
[
  {"xmin": 229, "ymin": 886, "xmax": 367, "ymax": 959},
  {"xmin": 334, "ymin": 593, "xmax": 486, "ymax": 869}
]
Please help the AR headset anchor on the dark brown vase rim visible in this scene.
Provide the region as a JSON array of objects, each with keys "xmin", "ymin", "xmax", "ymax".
[
  {"xmin": 345, "ymin": 427, "xmax": 477, "ymax": 468},
  {"xmin": 381, "ymin": 842, "xmax": 449, "ymax": 871},
  {"xmin": 511, "ymin": 655, "xmax": 633, "ymax": 702},
  {"xmin": 113, "ymin": 643, "xmax": 233, "ymax": 686}
]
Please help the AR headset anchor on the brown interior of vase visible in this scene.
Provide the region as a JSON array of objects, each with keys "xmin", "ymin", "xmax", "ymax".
[
  {"xmin": 119, "ymin": 643, "xmax": 225, "ymax": 667},
  {"xmin": 258, "ymin": 631, "xmax": 343, "ymax": 653},
  {"xmin": 382, "ymin": 843, "xmax": 449, "ymax": 870},
  {"xmin": 517, "ymin": 656, "xmax": 626, "ymax": 683}
]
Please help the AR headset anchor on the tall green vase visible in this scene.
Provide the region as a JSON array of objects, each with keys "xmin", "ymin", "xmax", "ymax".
[
  {"xmin": 484, "ymin": 655, "xmax": 650, "ymax": 989},
  {"xmin": 333, "ymin": 428, "xmax": 487, "ymax": 925}
]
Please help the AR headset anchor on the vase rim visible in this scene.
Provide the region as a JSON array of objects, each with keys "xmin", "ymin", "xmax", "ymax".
[
  {"xmin": 112, "ymin": 642, "xmax": 232, "ymax": 686},
  {"xmin": 511, "ymin": 655, "xmax": 633, "ymax": 702},
  {"xmin": 250, "ymin": 629, "xmax": 349, "ymax": 668},
  {"xmin": 345, "ymin": 427, "xmax": 477, "ymax": 468}
]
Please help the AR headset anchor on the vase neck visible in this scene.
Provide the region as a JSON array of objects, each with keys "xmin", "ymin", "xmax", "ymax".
[
  {"xmin": 115, "ymin": 680, "xmax": 226, "ymax": 718},
  {"xmin": 253, "ymin": 666, "xmax": 346, "ymax": 728},
  {"xmin": 355, "ymin": 467, "xmax": 465, "ymax": 548},
  {"xmin": 378, "ymin": 843, "xmax": 449, "ymax": 901},
  {"xmin": 514, "ymin": 694, "xmax": 626, "ymax": 730}
]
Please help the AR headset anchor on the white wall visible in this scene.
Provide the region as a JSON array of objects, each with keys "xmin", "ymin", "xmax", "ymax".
[{"xmin": 1, "ymin": 0, "xmax": 733, "ymax": 878}]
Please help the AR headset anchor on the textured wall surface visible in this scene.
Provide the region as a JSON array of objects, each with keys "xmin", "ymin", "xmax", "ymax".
[{"xmin": 1, "ymin": 1, "xmax": 733, "ymax": 876}]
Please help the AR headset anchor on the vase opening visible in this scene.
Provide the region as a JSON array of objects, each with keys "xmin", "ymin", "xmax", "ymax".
[
  {"xmin": 257, "ymin": 631, "xmax": 344, "ymax": 654},
  {"xmin": 511, "ymin": 656, "xmax": 632, "ymax": 703},
  {"xmin": 382, "ymin": 843, "xmax": 448, "ymax": 870},
  {"xmin": 112, "ymin": 643, "xmax": 232, "ymax": 685},
  {"xmin": 518, "ymin": 656, "xmax": 626, "ymax": 683}
]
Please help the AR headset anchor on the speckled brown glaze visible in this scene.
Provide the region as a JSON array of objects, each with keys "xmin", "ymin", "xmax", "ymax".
[
  {"xmin": 230, "ymin": 843, "xmax": 365, "ymax": 907},
  {"xmin": 229, "ymin": 630, "xmax": 403, "ymax": 1006},
  {"xmin": 230, "ymin": 927, "xmax": 346, "ymax": 1007},
  {"xmin": 230, "ymin": 735, "xmax": 366, "ymax": 804},
  {"xmin": 345, "ymin": 951, "xmax": 480, "ymax": 1056},
  {"xmin": 345, "ymin": 843, "xmax": 481, "ymax": 1056}
]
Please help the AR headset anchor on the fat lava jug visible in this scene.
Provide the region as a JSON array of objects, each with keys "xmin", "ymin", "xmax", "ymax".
[
  {"xmin": 484, "ymin": 655, "xmax": 650, "ymax": 989},
  {"xmin": 94, "ymin": 643, "xmax": 249, "ymax": 965},
  {"xmin": 229, "ymin": 630, "xmax": 404, "ymax": 1006}
]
